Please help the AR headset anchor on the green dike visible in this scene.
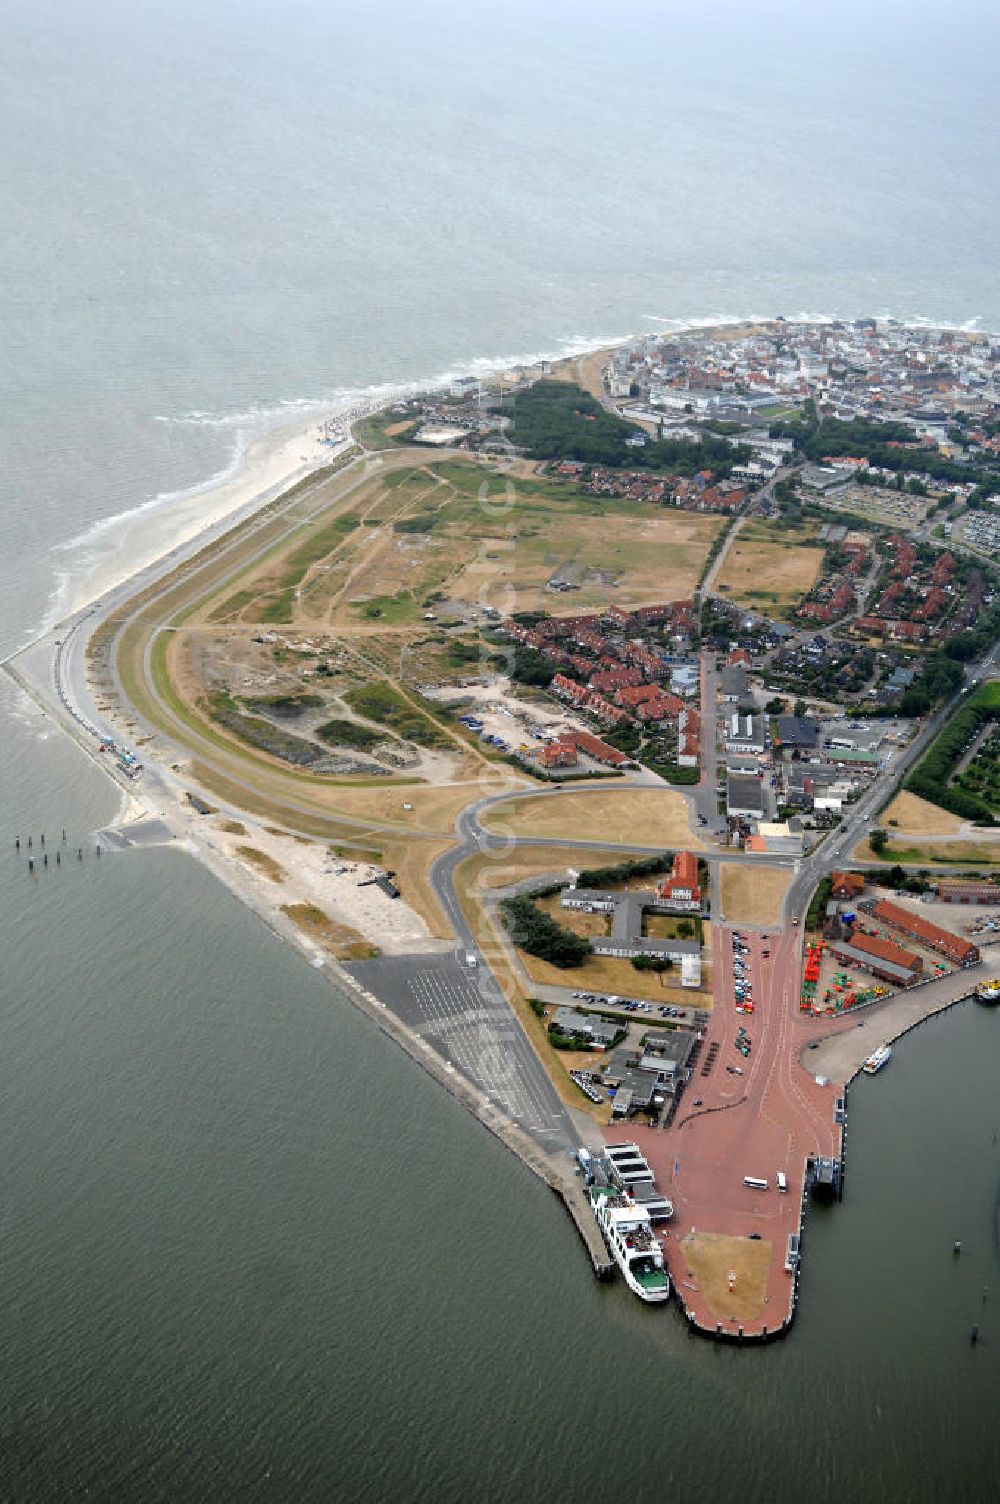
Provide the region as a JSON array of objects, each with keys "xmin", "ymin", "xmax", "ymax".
[
  {"xmin": 874, "ymin": 845, "xmax": 996, "ymax": 866},
  {"xmin": 154, "ymin": 451, "xmax": 370, "ymax": 629},
  {"xmin": 188, "ymin": 762, "xmax": 378, "ymax": 843},
  {"xmin": 261, "ymin": 513, "xmax": 362, "ymax": 623}
]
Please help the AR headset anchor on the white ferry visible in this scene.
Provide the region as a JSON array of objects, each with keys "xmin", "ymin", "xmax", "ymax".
[
  {"xmin": 862, "ymin": 1044, "xmax": 892, "ymax": 1075},
  {"xmin": 590, "ymin": 1185, "xmax": 670, "ymax": 1302}
]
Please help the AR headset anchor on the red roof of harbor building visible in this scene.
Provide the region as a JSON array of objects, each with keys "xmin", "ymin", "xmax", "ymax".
[
  {"xmin": 873, "ymin": 899, "xmax": 980, "ymax": 966},
  {"xmin": 848, "ymin": 930, "xmax": 922, "ymax": 971}
]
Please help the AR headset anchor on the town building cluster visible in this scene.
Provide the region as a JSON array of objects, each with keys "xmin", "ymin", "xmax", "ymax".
[
  {"xmin": 502, "ymin": 602, "xmax": 701, "ymax": 770},
  {"xmin": 609, "ymin": 319, "xmax": 1000, "ymax": 437}
]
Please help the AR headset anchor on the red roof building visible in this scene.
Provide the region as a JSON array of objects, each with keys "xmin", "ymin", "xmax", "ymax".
[
  {"xmin": 571, "ymin": 731, "xmax": 629, "ymax": 768},
  {"xmin": 657, "ymin": 850, "xmax": 701, "ymax": 910},
  {"xmin": 873, "ymin": 899, "xmax": 980, "ymax": 967},
  {"xmin": 849, "ymin": 930, "xmax": 923, "ymax": 972},
  {"xmin": 588, "ymin": 667, "xmax": 644, "ymax": 694},
  {"xmin": 540, "ymin": 737, "xmax": 579, "ymax": 769}
]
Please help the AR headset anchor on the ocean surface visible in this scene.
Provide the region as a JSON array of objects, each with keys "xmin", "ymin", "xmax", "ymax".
[{"xmin": 1, "ymin": 0, "xmax": 999, "ymax": 1497}]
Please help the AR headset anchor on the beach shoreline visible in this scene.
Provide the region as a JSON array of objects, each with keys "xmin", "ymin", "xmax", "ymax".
[
  {"xmin": 46, "ymin": 331, "xmax": 638, "ymax": 634},
  {"xmin": 47, "ymin": 308, "xmax": 993, "ymax": 638}
]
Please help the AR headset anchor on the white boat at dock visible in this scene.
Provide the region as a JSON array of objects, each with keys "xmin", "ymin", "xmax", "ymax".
[{"xmin": 589, "ymin": 1184, "xmax": 670, "ymax": 1302}]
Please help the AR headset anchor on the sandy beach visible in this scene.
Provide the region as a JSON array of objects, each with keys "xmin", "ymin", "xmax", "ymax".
[{"xmin": 60, "ymin": 409, "xmax": 351, "ymax": 621}]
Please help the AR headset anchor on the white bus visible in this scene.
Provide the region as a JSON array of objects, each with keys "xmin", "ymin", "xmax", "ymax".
[{"xmin": 743, "ymin": 1175, "xmax": 769, "ymax": 1190}]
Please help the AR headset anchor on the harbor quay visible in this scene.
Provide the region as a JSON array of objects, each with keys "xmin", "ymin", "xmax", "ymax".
[
  {"xmin": 596, "ymin": 921, "xmax": 844, "ymax": 1339},
  {"xmin": 604, "ymin": 927, "xmax": 999, "ymax": 1340}
]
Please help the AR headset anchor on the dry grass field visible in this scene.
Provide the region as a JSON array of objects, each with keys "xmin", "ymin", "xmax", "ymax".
[
  {"xmin": 482, "ymin": 787, "xmax": 701, "ymax": 848},
  {"xmin": 322, "ymin": 777, "xmax": 521, "ymax": 834},
  {"xmin": 186, "ymin": 453, "xmax": 724, "ymax": 631},
  {"xmin": 680, "ymin": 1231, "xmax": 771, "ymax": 1323},
  {"xmin": 719, "ymin": 863, "xmax": 790, "ymax": 924},
  {"xmin": 715, "ymin": 523, "xmax": 823, "ymax": 609},
  {"xmin": 882, "ymin": 791, "xmax": 964, "ymax": 836}
]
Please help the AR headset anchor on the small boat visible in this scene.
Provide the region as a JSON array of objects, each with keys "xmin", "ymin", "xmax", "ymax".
[
  {"xmin": 975, "ymin": 979, "xmax": 1000, "ymax": 1004},
  {"xmin": 862, "ymin": 1044, "xmax": 892, "ymax": 1075}
]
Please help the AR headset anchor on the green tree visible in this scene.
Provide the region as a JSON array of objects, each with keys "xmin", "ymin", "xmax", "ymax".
[{"xmin": 870, "ymin": 828, "xmax": 889, "ymax": 854}]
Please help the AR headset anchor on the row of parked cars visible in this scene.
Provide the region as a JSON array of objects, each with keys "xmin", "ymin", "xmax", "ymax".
[
  {"xmin": 570, "ymin": 990, "xmax": 687, "ymax": 1020},
  {"xmin": 732, "ymin": 930, "xmax": 753, "ymax": 1012}
]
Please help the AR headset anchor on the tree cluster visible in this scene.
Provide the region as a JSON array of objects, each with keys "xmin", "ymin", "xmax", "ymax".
[
  {"xmin": 509, "ymin": 382, "xmax": 750, "ymax": 475},
  {"xmin": 499, "ymin": 896, "xmax": 591, "ymax": 968}
]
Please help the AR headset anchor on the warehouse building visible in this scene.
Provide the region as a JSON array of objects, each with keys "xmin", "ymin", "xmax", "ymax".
[{"xmin": 873, "ymin": 898, "xmax": 980, "ymax": 967}]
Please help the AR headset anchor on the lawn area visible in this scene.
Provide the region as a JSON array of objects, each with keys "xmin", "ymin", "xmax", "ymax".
[
  {"xmin": 354, "ymin": 412, "xmax": 421, "ymax": 448},
  {"xmin": 644, "ymin": 912, "xmax": 701, "ymax": 941},
  {"xmin": 719, "ymin": 863, "xmax": 790, "ymax": 925},
  {"xmin": 518, "ymin": 947, "xmax": 704, "ymax": 1007},
  {"xmin": 482, "ymin": 787, "xmax": 701, "ymax": 848},
  {"xmin": 854, "ymin": 836, "xmax": 1000, "ymax": 865},
  {"xmin": 714, "ymin": 522, "xmax": 823, "ymax": 610},
  {"xmin": 536, "ymin": 893, "xmax": 610, "ymax": 939},
  {"xmin": 680, "ymin": 1232, "xmax": 771, "ymax": 1323}
]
